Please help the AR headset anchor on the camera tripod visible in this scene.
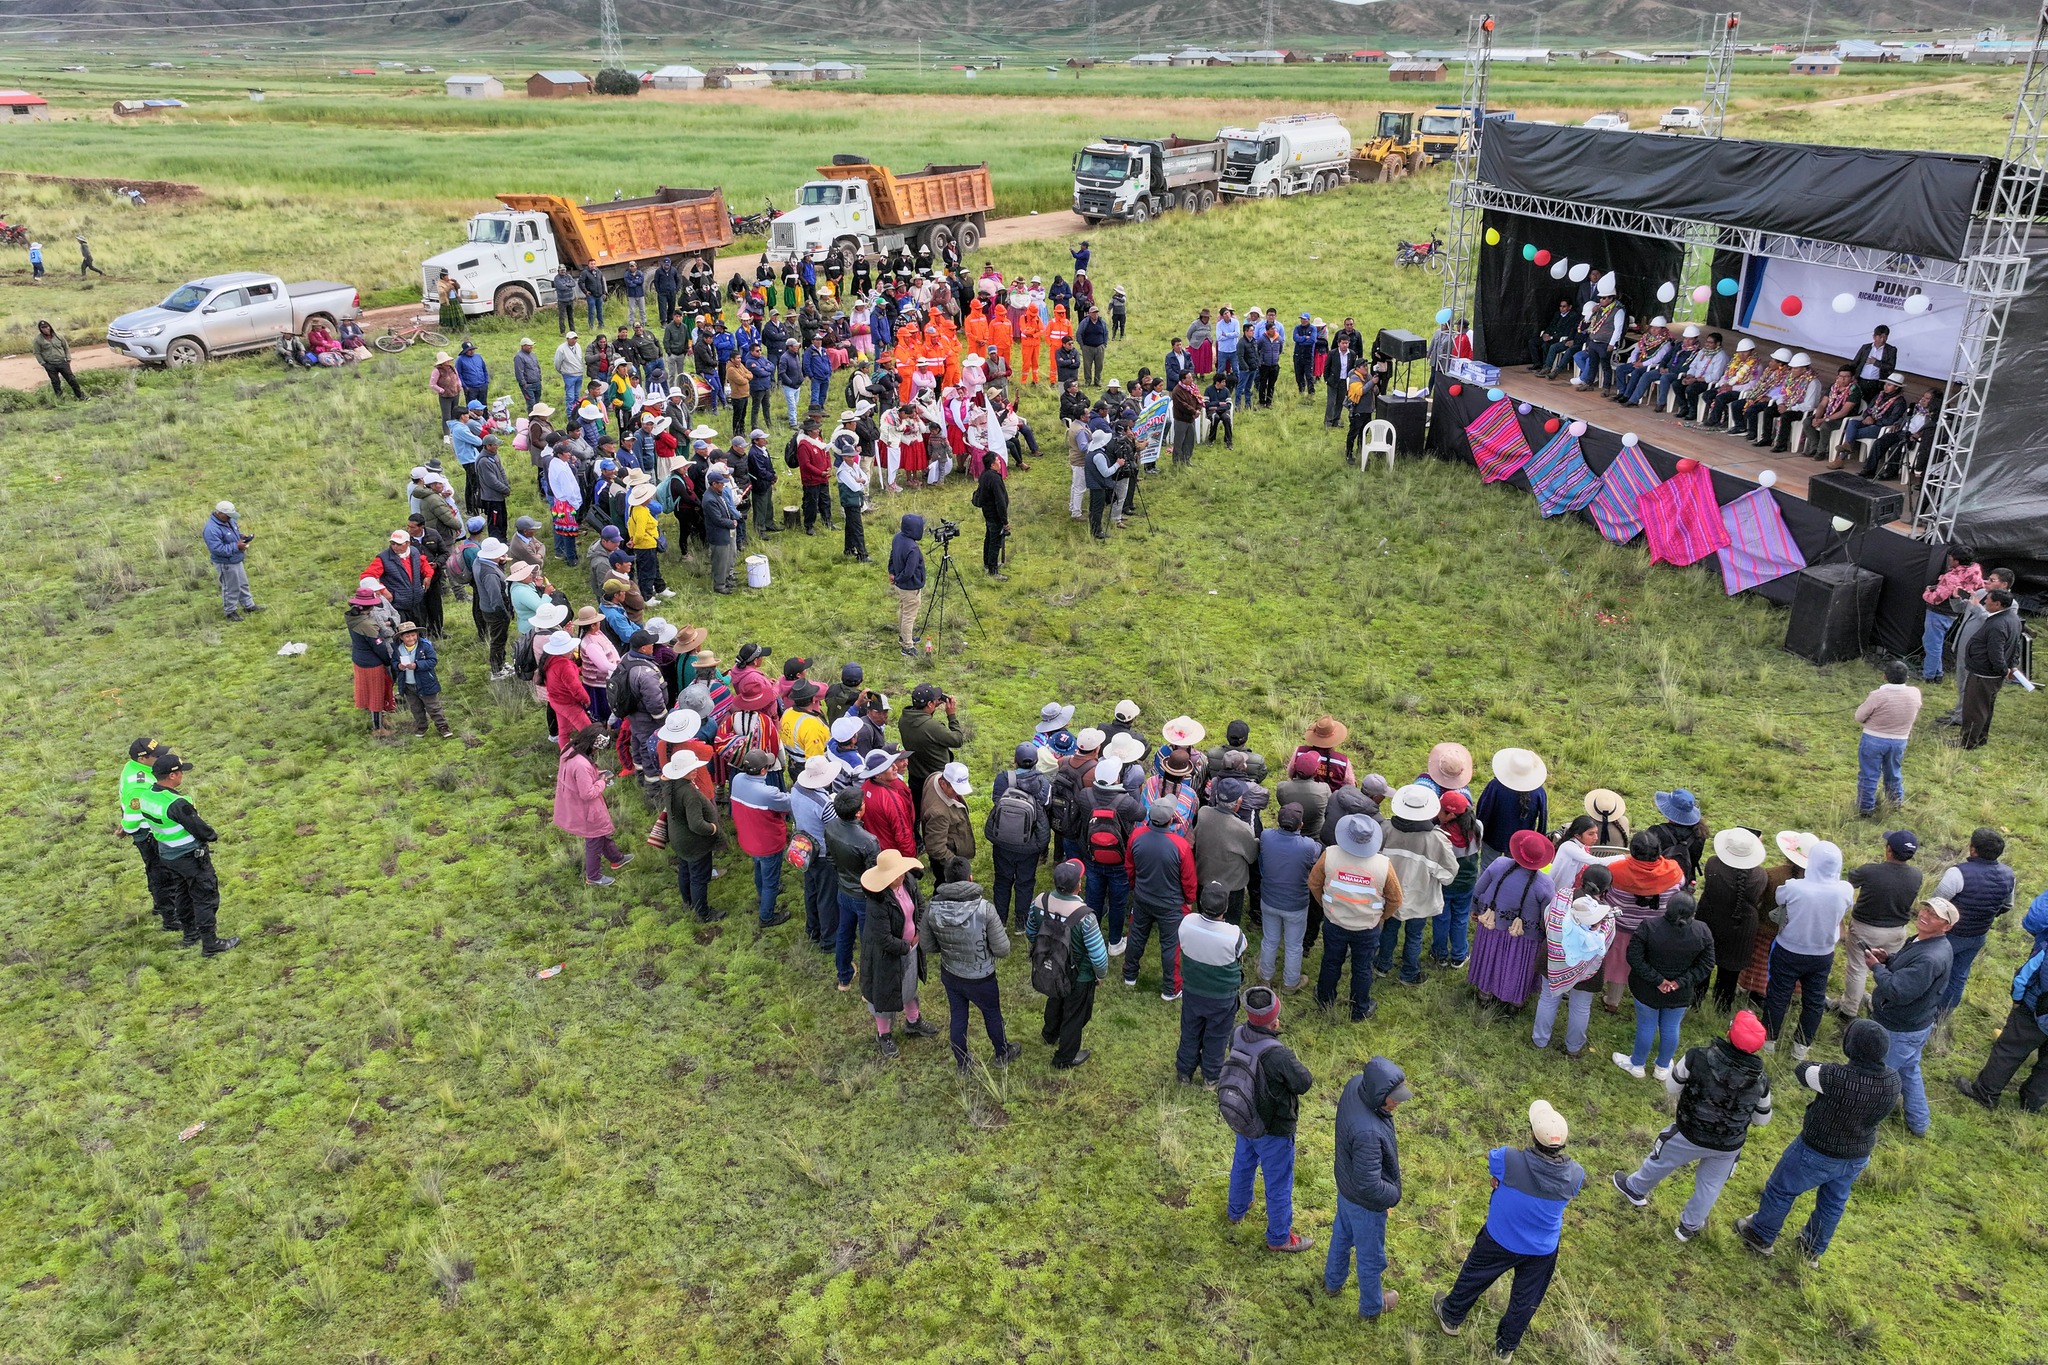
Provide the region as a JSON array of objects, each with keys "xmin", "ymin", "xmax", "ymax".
[{"xmin": 917, "ymin": 534, "xmax": 983, "ymax": 651}]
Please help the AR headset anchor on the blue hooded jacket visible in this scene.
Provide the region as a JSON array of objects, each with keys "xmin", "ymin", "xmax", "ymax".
[
  {"xmin": 454, "ymin": 348, "xmax": 489, "ymax": 391},
  {"xmin": 889, "ymin": 514, "xmax": 926, "ymax": 591},
  {"xmin": 1334, "ymin": 1057, "xmax": 1405, "ymax": 1211}
]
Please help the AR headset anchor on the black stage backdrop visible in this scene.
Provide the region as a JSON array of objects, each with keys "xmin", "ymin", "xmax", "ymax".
[
  {"xmin": 1956, "ymin": 241, "xmax": 2048, "ymax": 589},
  {"xmin": 1426, "ymin": 377, "xmax": 1932, "ymax": 655},
  {"xmin": 1473, "ymin": 210, "xmax": 1685, "ymax": 370},
  {"xmin": 1478, "ymin": 123, "xmax": 1996, "ymax": 263}
]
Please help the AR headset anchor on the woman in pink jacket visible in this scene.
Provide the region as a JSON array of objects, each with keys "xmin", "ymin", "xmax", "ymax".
[{"xmin": 555, "ymin": 724, "xmax": 632, "ymax": 887}]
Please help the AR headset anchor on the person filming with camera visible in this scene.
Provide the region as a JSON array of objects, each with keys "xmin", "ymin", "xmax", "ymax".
[
  {"xmin": 1083, "ymin": 429, "xmax": 1130, "ymax": 541},
  {"xmin": 889, "ymin": 514, "xmax": 928, "ymax": 659}
]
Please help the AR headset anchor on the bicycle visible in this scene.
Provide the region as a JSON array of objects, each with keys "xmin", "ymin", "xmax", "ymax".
[{"xmin": 372, "ymin": 317, "xmax": 451, "ymax": 354}]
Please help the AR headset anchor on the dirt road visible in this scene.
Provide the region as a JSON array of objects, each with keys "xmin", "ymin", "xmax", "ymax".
[{"xmin": 0, "ymin": 211, "xmax": 1093, "ymax": 393}]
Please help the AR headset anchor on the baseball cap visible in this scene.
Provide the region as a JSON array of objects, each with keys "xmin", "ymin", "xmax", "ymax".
[
  {"xmin": 151, "ymin": 752, "xmax": 192, "ymax": 778},
  {"xmin": 1884, "ymin": 829, "xmax": 1919, "ymax": 859},
  {"xmin": 1528, "ymin": 1100, "xmax": 1568, "ymax": 1146},
  {"xmin": 911, "ymin": 682, "xmax": 944, "ymax": 708},
  {"xmin": 1921, "ymin": 897, "xmax": 1960, "ymax": 926}
]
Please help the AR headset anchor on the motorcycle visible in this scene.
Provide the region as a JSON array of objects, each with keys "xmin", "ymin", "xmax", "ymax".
[
  {"xmin": 0, "ymin": 222, "xmax": 28, "ymax": 247},
  {"xmin": 1395, "ymin": 236, "xmax": 1444, "ymax": 273},
  {"xmin": 729, "ymin": 196, "xmax": 778, "ymax": 237}
]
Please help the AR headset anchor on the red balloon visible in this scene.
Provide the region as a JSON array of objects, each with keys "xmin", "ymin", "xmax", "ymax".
[
  {"xmin": 1448, "ymin": 383, "xmax": 1462, "ymax": 396},
  {"xmin": 1533, "ymin": 249, "xmax": 1552, "ymax": 267},
  {"xmin": 1676, "ymin": 457, "xmax": 1698, "ymax": 473},
  {"xmin": 1543, "ymin": 418, "xmax": 1561, "ymax": 434},
  {"xmin": 1781, "ymin": 295, "xmax": 1804, "ymax": 317}
]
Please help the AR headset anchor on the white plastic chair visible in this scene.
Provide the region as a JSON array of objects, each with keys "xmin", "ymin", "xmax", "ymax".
[{"xmin": 1361, "ymin": 418, "xmax": 1398, "ymax": 471}]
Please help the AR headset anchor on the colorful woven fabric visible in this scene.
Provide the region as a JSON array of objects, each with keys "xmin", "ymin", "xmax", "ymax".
[
  {"xmin": 1523, "ymin": 430, "xmax": 1603, "ymax": 517},
  {"xmin": 1465, "ymin": 399, "xmax": 1534, "ymax": 483},
  {"xmin": 1717, "ymin": 486, "xmax": 1807, "ymax": 594},
  {"xmin": 1586, "ymin": 446, "xmax": 1662, "ymax": 544},
  {"xmin": 1639, "ymin": 461, "xmax": 1731, "ymax": 567}
]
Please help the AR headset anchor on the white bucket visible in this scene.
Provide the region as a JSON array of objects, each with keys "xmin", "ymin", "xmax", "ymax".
[{"xmin": 744, "ymin": 554, "xmax": 771, "ymax": 589}]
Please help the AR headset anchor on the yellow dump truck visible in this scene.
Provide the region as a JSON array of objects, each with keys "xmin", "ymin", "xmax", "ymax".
[
  {"xmin": 767, "ymin": 156, "xmax": 995, "ymax": 263},
  {"xmin": 423, "ymin": 186, "xmax": 734, "ymax": 321}
]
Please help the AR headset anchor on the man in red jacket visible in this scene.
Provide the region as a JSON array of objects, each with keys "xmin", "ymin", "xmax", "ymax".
[
  {"xmin": 1124, "ymin": 800, "xmax": 1199, "ymax": 1000},
  {"xmin": 798, "ymin": 417, "xmax": 836, "ymax": 534},
  {"xmin": 859, "ymin": 745, "xmax": 919, "ymax": 857}
]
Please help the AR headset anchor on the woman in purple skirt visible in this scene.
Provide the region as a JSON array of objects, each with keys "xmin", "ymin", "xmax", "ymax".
[{"xmin": 1466, "ymin": 829, "xmax": 1558, "ymax": 1011}]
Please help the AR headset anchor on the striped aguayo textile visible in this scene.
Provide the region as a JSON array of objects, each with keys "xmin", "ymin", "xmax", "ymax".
[
  {"xmin": 1464, "ymin": 400, "xmax": 1534, "ymax": 483},
  {"xmin": 1523, "ymin": 430, "xmax": 1603, "ymax": 517},
  {"xmin": 1587, "ymin": 446, "xmax": 1662, "ymax": 544},
  {"xmin": 1639, "ymin": 460, "xmax": 1731, "ymax": 567},
  {"xmin": 1717, "ymin": 486, "xmax": 1808, "ymax": 594}
]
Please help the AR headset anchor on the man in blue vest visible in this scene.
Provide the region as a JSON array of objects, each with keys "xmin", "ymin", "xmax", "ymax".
[
  {"xmin": 1929, "ymin": 828, "xmax": 2017, "ymax": 1015},
  {"xmin": 1435, "ymin": 1100, "xmax": 1585, "ymax": 1361},
  {"xmin": 133, "ymin": 753, "xmax": 239, "ymax": 958},
  {"xmin": 119, "ymin": 737, "xmax": 176, "ymax": 931}
]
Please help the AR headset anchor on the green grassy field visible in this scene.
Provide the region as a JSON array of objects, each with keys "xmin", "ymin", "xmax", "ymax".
[
  {"xmin": 0, "ymin": 55, "xmax": 2018, "ymax": 351},
  {"xmin": 1, "ymin": 186, "xmax": 2042, "ymax": 1363}
]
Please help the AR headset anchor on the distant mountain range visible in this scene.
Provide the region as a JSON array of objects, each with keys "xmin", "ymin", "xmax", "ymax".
[{"xmin": 15, "ymin": 0, "xmax": 2033, "ymax": 46}]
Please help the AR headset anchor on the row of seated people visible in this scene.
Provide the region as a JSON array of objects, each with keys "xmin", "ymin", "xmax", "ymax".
[{"xmin": 1525, "ymin": 308, "xmax": 1935, "ymax": 481}]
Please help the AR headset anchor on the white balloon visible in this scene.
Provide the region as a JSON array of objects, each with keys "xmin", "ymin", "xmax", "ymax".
[
  {"xmin": 1831, "ymin": 292, "xmax": 1857, "ymax": 314},
  {"xmin": 1549, "ymin": 259, "xmax": 1568, "ymax": 280},
  {"xmin": 1568, "ymin": 420, "xmax": 1588, "ymax": 437},
  {"xmin": 1831, "ymin": 515, "xmax": 1855, "ymax": 533},
  {"xmin": 1622, "ymin": 431, "xmax": 1639, "ymax": 447},
  {"xmin": 1569, "ymin": 262, "xmax": 1590, "ymax": 283},
  {"xmin": 1758, "ymin": 469, "xmax": 1778, "ymax": 488},
  {"xmin": 1656, "ymin": 281, "xmax": 1676, "ymax": 303},
  {"xmin": 1903, "ymin": 293, "xmax": 1932, "ymax": 315}
]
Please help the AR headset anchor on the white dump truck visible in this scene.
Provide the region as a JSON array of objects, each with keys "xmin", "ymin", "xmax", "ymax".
[
  {"xmin": 1217, "ymin": 114, "xmax": 1354, "ymax": 199},
  {"xmin": 1071, "ymin": 135, "xmax": 1226, "ymax": 224}
]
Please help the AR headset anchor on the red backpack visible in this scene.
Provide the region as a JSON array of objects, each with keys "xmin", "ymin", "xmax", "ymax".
[{"xmin": 1085, "ymin": 803, "xmax": 1124, "ymax": 866}]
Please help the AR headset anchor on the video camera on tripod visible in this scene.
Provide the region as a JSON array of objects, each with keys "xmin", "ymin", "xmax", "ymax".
[{"xmin": 930, "ymin": 517, "xmax": 962, "ymax": 546}]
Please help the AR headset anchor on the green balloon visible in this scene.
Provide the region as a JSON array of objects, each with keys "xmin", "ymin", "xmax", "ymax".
[{"xmin": 1522, "ymin": 244, "xmax": 1538, "ymax": 262}]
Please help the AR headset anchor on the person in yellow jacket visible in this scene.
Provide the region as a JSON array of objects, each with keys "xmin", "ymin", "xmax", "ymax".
[
  {"xmin": 779, "ymin": 679, "xmax": 832, "ymax": 784},
  {"xmin": 625, "ymin": 482, "xmax": 669, "ymax": 602}
]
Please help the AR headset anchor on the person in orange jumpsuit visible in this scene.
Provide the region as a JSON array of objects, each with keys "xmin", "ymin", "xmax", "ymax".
[
  {"xmin": 1017, "ymin": 303, "xmax": 1043, "ymax": 384},
  {"xmin": 963, "ymin": 299, "xmax": 989, "ymax": 358},
  {"xmin": 1046, "ymin": 304, "xmax": 1073, "ymax": 367},
  {"xmin": 988, "ymin": 303, "xmax": 1013, "ymax": 374},
  {"xmin": 892, "ymin": 334, "xmax": 918, "ymax": 397}
]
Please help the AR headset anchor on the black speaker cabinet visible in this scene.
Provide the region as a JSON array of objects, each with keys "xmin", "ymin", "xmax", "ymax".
[
  {"xmin": 1377, "ymin": 328, "xmax": 1427, "ymax": 363},
  {"xmin": 1807, "ymin": 472, "xmax": 1905, "ymax": 531},
  {"xmin": 1784, "ymin": 564, "xmax": 1884, "ymax": 665}
]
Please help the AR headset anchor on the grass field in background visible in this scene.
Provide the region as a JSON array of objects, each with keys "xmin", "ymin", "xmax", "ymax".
[
  {"xmin": 1, "ymin": 187, "xmax": 2042, "ymax": 1363},
  {"xmin": 0, "ymin": 55, "xmax": 2018, "ymax": 350}
]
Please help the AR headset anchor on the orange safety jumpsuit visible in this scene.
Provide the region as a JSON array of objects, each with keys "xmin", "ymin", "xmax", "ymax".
[
  {"xmin": 987, "ymin": 303, "xmax": 1013, "ymax": 367},
  {"xmin": 1017, "ymin": 305, "xmax": 1043, "ymax": 383}
]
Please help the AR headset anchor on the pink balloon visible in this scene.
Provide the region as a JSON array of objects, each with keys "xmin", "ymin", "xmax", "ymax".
[
  {"xmin": 1676, "ymin": 457, "xmax": 1698, "ymax": 473},
  {"xmin": 1691, "ymin": 285, "xmax": 1711, "ymax": 304},
  {"xmin": 1568, "ymin": 420, "xmax": 1587, "ymax": 437},
  {"xmin": 1781, "ymin": 295, "xmax": 1804, "ymax": 317}
]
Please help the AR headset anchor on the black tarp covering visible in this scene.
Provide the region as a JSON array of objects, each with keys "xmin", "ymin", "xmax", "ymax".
[
  {"xmin": 1955, "ymin": 241, "xmax": 2048, "ymax": 591},
  {"xmin": 1426, "ymin": 378, "xmax": 1930, "ymax": 655},
  {"xmin": 1472, "ymin": 210, "xmax": 1685, "ymax": 370},
  {"xmin": 1478, "ymin": 123, "xmax": 1995, "ymax": 263}
]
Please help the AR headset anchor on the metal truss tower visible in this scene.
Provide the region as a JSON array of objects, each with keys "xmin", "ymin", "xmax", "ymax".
[
  {"xmin": 598, "ymin": 0, "xmax": 626, "ymax": 71},
  {"xmin": 1915, "ymin": 0, "xmax": 2047, "ymax": 539},
  {"xmin": 1701, "ymin": 12, "xmax": 1740, "ymax": 139},
  {"xmin": 1440, "ymin": 13, "xmax": 1495, "ymax": 331}
]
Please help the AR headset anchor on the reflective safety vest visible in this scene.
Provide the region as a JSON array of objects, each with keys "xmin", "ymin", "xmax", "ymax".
[
  {"xmin": 119, "ymin": 759, "xmax": 155, "ymax": 833},
  {"xmin": 133, "ymin": 785, "xmax": 197, "ymax": 853}
]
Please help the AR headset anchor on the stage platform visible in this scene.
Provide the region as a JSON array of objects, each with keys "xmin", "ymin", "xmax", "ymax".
[{"xmin": 1489, "ymin": 364, "xmax": 1916, "ymax": 531}]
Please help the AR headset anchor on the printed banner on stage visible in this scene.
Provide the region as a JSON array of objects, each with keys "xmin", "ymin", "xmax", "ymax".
[
  {"xmin": 1718, "ymin": 487, "xmax": 1809, "ymax": 595},
  {"xmin": 1465, "ymin": 399, "xmax": 1534, "ymax": 483},
  {"xmin": 1738, "ymin": 258, "xmax": 1968, "ymax": 378}
]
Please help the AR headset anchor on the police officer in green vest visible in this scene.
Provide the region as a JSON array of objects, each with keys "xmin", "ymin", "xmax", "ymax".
[
  {"xmin": 134, "ymin": 752, "xmax": 239, "ymax": 958},
  {"xmin": 120, "ymin": 737, "xmax": 177, "ymax": 931}
]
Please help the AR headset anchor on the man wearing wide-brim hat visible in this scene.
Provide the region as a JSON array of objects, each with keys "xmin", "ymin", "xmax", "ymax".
[{"xmin": 1290, "ymin": 715, "xmax": 1355, "ymax": 790}]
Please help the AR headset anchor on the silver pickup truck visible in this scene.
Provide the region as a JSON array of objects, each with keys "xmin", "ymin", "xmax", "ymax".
[{"xmin": 106, "ymin": 272, "xmax": 362, "ymax": 367}]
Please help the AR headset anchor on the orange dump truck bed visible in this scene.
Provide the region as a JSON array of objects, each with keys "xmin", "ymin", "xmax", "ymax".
[
  {"xmin": 813, "ymin": 161, "xmax": 994, "ymax": 228},
  {"xmin": 496, "ymin": 187, "xmax": 734, "ymax": 266}
]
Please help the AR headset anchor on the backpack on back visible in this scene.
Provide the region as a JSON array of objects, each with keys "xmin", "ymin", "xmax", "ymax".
[
  {"xmin": 1029, "ymin": 894, "xmax": 1076, "ymax": 999},
  {"xmin": 1216, "ymin": 1031, "xmax": 1283, "ymax": 1138},
  {"xmin": 1046, "ymin": 764, "xmax": 1086, "ymax": 840},
  {"xmin": 512, "ymin": 629, "xmax": 540, "ymax": 683},
  {"xmin": 784, "ymin": 433, "xmax": 801, "ymax": 469},
  {"xmin": 990, "ymin": 786, "xmax": 1039, "ymax": 850},
  {"xmin": 1085, "ymin": 801, "xmax": 1125, "ymax": 866},
  {"xmin": 606, "ymin": 655, "xmax": 643, "ymax": 718}
]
